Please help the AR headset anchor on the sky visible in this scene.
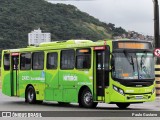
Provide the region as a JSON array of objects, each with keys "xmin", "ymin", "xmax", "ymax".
[{"xmin": 47, "ymin": 0, "xmax": 159, "ymax": 36}]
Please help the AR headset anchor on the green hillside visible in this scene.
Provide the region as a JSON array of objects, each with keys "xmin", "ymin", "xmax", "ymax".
[{"xmin": 0, "ymin": 0, "xmax": 127, "ymax": 50}]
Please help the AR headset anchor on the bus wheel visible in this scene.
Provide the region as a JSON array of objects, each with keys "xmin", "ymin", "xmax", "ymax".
[
  {"xmin": 26, "ymin": 86, "xmax": 36, "ymax": 104},
  {"xmin": 79, "ymin": 88, "xmax": 98, "ymax": 108},
  {"xmin": 116, "ymin": 103, "xmax": 130, "ymax": 109}
]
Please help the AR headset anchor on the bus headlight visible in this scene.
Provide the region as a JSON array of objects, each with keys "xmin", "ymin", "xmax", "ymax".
[{"xmin": 113, "ymin": 85, "xmax": 125, "ymax": 96}]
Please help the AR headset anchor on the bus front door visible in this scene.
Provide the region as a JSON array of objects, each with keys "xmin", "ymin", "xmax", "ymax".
[
  {"xmin": 96, "ymin": 49, "xmax": 109, "ymax": 100},
  {"xmin": 11, "ymin": 53, "xmax": 19, "ymax": 96}
]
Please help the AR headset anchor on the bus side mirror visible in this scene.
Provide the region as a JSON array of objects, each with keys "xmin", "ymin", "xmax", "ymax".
[{"xmin": 109, "ymin": 66, "xmax": 115, "ymax": 72}]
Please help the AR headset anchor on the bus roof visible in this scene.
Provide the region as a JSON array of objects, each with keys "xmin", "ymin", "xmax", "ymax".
[
  {"xmin": 3, "ymin": 39, "xmax": 152, "ymax": 53},
  {"xmin": 4, "ymin": 39, "xmax": 110, "ymax": 53}
]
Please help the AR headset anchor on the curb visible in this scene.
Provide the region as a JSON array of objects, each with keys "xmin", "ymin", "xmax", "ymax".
[{"xmin": 156, "ymin": 96, "xmax": 160, "ymax": 100}]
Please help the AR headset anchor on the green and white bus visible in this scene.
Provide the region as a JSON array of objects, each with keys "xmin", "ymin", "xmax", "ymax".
[{"xmin": 1, "ymin": 39, "xmax": 155, "ymax": 108}]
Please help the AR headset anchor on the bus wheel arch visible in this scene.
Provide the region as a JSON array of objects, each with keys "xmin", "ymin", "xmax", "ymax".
[{"xmin": 78, "ymin": 86, "xmax": 98, "ymax": 108}]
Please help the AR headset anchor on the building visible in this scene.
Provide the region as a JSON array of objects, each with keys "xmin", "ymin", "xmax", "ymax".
[{"xmin": 28, "ymin": 28, "xmax": 51, "ymax": 46}]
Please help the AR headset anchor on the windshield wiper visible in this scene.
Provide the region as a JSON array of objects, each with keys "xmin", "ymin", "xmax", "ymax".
[
  {"xmin": 139, "ymin": 52, "xmax": 151, "ymax": 78},
  {"xmin": 140, "ymin": 51, "xmax": 147, "ymax": 70}
]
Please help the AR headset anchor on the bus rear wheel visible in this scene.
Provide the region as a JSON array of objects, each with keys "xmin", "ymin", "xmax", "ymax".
[
  {"xmin": 79, "ymin": 88, "xmax": 98, "ymax": 108},
  {"xmin": 116, "ymin": 103, "xmax": 130, "ymax": 109},
  {"xmin": 26, "ymin": 86, "xmax": 36, "ymax": 104}
]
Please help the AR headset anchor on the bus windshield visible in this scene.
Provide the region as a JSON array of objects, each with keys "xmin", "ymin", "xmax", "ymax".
[{"xmin": 112, "ymin": 52, "xmax": 155, "ymax": 80}]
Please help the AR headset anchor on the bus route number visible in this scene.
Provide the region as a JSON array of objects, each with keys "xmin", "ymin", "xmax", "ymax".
[{"xmin": 154, "ymin": 48, "xmax": 160, "ymax": 57}]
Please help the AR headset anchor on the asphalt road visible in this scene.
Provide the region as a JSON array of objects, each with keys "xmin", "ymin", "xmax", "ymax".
[{"xmin": 0, "ymin": 90, "xmax": 160, "ymax": 119}]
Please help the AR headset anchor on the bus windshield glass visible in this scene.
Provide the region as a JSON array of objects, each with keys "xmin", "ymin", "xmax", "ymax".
[{"xmin": 112, "ymin": 52, "xmax": 154, "ymax": 80}]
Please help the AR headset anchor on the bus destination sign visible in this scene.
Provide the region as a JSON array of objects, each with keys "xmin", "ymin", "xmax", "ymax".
[{"xmin": 113, "ymin": 41, "xmax": 152, "ymax": 50}]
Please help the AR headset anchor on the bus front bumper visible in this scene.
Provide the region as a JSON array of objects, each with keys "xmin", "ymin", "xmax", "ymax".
[{"xmin": 105, "ymin": 87, "xmax": 156, "ymax": 103}]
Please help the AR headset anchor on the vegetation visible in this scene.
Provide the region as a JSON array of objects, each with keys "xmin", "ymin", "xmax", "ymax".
[{"xmin": 0, "ymin": 0, "xmax": 127, "ymax": 51}]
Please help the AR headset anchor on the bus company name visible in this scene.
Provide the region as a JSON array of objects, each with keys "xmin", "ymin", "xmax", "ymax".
[
  {"xmin": 63, "ymin": 75, "xmax": 77, "ymax": 81},
  {"xmin": 22, "ymin": 76, "xmax": 45, "ymax": 81}
]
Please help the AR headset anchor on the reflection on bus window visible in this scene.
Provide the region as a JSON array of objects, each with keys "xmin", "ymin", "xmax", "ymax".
[
  {"xmin": 76, "ymin": 48, "xmax": 91, "ymax": 69},
  {"xmin": 20, "ymin": 53, "xmax": 31, "ymax": 70},
  {"xmin": 112, "ymin": 52, "xmax": 154, "ymax": 79},
  {"xmin": 4, "ymin": 54, "xmax": 10, "ymax": 70},
  {"xmin": 32, "ymin": 52, "xmax": 44, "ymax": 70},
  {"xmin": 76, "ymin": 55, "xmax": 91, "ymax": 69},
  {"xmin": 61, "ymin": 49, "xmax": 75, "ymax": 69},
  {"xmin": 47, "ymin": 52, "xmax": 58, "ymax": 69}
]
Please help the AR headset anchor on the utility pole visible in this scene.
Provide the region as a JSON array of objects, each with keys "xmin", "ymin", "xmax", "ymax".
[
  {"xmin": 153, "ymin": 0, "xmax": 160, "ymax": 63},
  {"xmin": 153, "ymin": 0, "xmax": 159, "ymax": 48},
  {"xmin": 153, "ymin": 0, "xmax": 160, "ymax": 97}
]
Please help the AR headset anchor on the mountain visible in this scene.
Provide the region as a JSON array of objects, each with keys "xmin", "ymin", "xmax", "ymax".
[{"xmin": 0, "ymin": 0, "xmax": 127, "ymax": 51}]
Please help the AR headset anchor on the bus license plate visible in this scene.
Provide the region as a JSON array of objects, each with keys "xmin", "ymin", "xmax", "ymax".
[{"xmin": 135, "ymin": 96, "xmax": 143, "ymax": 99}]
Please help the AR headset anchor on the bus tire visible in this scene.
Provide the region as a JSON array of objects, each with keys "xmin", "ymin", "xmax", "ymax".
[
  {"xmin": 79, "ymin": 88, "xmax": 98, "ymax": 108},
  {"xmin": 116, "ymin": 103, "xmax": 130, "ymax": 109},
  {"xmin": 26, "ymin": 86, "xmax": 36, "ymax": 104}
]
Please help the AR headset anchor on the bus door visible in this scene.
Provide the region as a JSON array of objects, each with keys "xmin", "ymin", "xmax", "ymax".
[
  {"xmin": 45, "ymin": 51, "xmax": 59, "ymax": 101},
  {"xmin": 94, "ymin": 46, "xmax": 110, "ymax": 99},
  {"xmin": 11, "ymin": 53, "xmax": 19, "ymax": 96}
]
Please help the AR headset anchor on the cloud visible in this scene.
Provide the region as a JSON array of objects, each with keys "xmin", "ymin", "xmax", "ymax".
[{"xmin": 47, "ymin": 0, "xmax": 158, "ymax": 35}]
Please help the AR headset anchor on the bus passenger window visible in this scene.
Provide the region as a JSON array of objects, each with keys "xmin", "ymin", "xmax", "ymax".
[
  {"xmin": 60, "ymin": 49, "xmax": 75, "ymax": 69},
  {"xmin": 47, "ymin": 52, "xmax": 58, "ymax": 69},
  {"xmin": 20, "ymin": 53, "xmax": 31, "ymax": 70},
  {"xmin": 76, "ymin": 48, "xmax": 91, "ymax": 69},
  {"xmin": 32, "ymin": 52, "xmax": 44, "ymax": 70},
  {"xmin": 4, "ymin": 54, "xmax": 10, "ymax": 70},
  {"xmin": 76, "ymin": 56, "xmax": 91, "ymax": 69}
]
